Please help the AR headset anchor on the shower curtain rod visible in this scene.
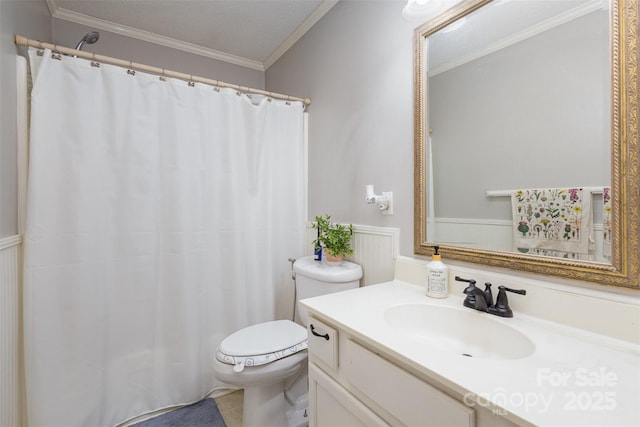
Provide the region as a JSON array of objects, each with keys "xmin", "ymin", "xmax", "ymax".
[{"xmin": 15, "ymin": 35, "xmax": 311, "ymax": 106}]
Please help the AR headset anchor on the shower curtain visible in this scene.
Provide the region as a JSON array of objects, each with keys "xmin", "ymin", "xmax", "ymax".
[{"xmin": 23, "ymin": 48, "xmax": 305, "ymax": 426}]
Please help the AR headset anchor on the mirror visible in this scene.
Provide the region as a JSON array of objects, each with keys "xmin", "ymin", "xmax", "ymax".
[{"xmin": 414, "ymin": 0, "xmax": 639, "ymax": 288}]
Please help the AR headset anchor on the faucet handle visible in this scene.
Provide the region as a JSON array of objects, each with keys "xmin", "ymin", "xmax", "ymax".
[
  {"xmin": 488, "ymin": 286, "xmax": 526, "ymax": 318},
  {"xmin": 456, "ymin": 276, "xmax": 477, "ymax": 299},
  {"xmin": 457, "ymin": 277, "xmax": 487, "ymax": 311},
  {"xmin": 455, "ymin": 276, "xmax": 476, "ymax": 287}
]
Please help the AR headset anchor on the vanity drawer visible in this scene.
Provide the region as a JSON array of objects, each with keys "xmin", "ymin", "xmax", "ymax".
[
  {"xmin": 307, "ymin": 317, "xmax": 338, "ymax": 370},
  {"xmin": 344, "ymin": 339, "xmax": 475, "ymax": 427}
]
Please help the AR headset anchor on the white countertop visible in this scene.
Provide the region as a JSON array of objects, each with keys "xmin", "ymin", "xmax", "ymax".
[{"xmin": 300, "ymin": 281, "xmax": 640, "ymax": 427}]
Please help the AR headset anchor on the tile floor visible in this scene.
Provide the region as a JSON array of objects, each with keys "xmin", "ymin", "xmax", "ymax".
[{"xmin": 215, "ymin": 389, "xmax": 243, "ymax": 427}]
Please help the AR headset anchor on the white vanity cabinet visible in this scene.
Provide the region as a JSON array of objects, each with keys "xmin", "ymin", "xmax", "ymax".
[
  {"xmin": 307, "ymin": 317, "xmax": 388, "ymax": 426},
  {"xmin": 307, "ymin": 316, "xmax": 481, "ymax": 427},
  {"xmin": 302, "ymin": 281, "xmax": 640, "ymax": 427}
]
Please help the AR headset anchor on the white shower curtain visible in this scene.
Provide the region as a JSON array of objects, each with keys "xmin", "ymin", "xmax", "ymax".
[{"xmin": 23, "ymin": 48, "xmax": 305, "ymax": 426}]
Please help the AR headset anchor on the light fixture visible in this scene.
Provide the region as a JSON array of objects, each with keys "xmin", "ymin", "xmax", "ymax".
[
  {"xmin": 402, "ymin": 0, "xmax": 455, "ymax": 22},
  {"xmin": 365, "ymin": 185, "xmax": 393, "ymax": 215}
]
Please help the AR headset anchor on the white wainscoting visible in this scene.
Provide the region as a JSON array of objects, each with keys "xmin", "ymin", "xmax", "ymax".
[
  {"xmin": 1, "ymin": 235, "xmax": 24, "ymax": 427},
  {"xmin": 434, "ymin": 218, "xmax": 608, "ymax": 260},
  {"xmin": 305, "ymin": 223, "xmax": 400, "ymax": 286},
  {"xmin": 432, "ymin": 218, "xmax": 513, "ymax": 251}
]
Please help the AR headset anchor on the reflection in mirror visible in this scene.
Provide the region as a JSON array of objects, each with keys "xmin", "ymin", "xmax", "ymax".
[
  {"xmin": 414, "ymin": 0, "xmax": 639, "ymax": 288},
  {"xmin": 427, "ymin": 0, "xmax": 610, "ymax": 261}
]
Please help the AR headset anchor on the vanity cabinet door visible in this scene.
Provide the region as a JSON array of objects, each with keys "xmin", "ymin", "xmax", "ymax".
[
  {"xmin": 344, "ymin": 339, "xmax": 475, "ymax": 427},
  {"xmin": 309, "ymin": 363, "xmax": 388, "ymax": 427}
]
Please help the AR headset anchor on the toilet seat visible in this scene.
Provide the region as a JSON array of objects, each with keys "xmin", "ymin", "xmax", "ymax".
[{"xmin": 215, "ymin": 320, "xmax": 307, "ymax": 372}]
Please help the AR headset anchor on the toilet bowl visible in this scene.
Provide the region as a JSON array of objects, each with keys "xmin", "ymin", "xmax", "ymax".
[
  {"xmin": 213, "ymin": 256, "xmax": 362, "ymax": 427},
  {"xmin": 214, "ymin": 319, "xmax": 309, "ymax": 426}
]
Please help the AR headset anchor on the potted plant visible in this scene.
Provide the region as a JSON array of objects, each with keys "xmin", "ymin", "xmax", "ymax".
[{"xmin": 312, "ymin": 214, "xmax": 354, "ymax": 264}]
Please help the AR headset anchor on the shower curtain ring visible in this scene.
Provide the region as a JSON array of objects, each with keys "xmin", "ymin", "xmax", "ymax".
[
  {"xmin": 91, "ymin": 53, "xmax": 100, "ymax": 68},
  {"xmin": 51, "ymin": 46, "xmax": 62, "ymax": 60},
  {"xmin": 188, "ymin": 75, "xmax": 195, "ymax": 87},
  {"xmin": 160, "ymin": 68, "xmax": 167, "ymax": 82}
]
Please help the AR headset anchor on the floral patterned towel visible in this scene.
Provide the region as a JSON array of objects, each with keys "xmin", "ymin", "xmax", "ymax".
[{"xmin": 512, "ymin": 188, "xmax": 592, "ymax": 255}]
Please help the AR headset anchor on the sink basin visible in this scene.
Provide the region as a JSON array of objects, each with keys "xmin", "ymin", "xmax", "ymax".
[{"xmin": 384, "ymin": 304, "xmax": 535, "ymax": 360}]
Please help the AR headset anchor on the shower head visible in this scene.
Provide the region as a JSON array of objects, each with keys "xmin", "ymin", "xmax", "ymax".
[{"xmin": 75, "ymin": 31, "xmax": 100, "ymax": 51}]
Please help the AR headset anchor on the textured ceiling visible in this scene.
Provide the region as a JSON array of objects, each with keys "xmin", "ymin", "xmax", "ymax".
[{"xmin": 50, "ymin": 0, "xmax": 337, "ymax": 70}]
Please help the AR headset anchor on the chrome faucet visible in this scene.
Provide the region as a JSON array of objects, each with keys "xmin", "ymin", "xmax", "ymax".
[{"xmin": 455, "ymin": 276, "xmax": 526, "ymax": 318}]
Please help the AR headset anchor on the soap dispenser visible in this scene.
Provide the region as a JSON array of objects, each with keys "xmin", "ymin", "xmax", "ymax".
[{"xmin": 426, "ymin": 246, "xmax": 448, "ymax": 298}]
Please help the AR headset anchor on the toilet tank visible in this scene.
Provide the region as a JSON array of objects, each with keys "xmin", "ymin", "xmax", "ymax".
[{"xmin": 293, "ymin": 256, "xmax": 362, "ymax": 325}]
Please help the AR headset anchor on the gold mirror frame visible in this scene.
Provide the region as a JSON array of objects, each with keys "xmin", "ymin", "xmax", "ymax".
[{"xmin": 414, "ymin": 0, "xmax": 639, "ymax": 289}]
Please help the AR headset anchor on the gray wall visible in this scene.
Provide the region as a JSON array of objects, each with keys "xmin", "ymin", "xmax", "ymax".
[
  {"xmin": 266, "ymin": 0, "xmax": 417, "ymax": 256},
  {"xmin": 429, "ymin": 10, "xmax": 610, "ymax": 220},
  {"xmin": 0, "ymin": 0, "xmax": 51, "ymax": 238}
]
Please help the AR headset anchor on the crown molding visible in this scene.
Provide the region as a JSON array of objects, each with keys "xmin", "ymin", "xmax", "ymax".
[
  {"xmin": 264, "ymin": 0, "xmax": 339, "ymax": 70},
  {"xmin": 429, "ymin": 0, "xmax": 606, "ymax": 76},
  {"xmin": 45, "ymin": 0, "xmax": 57, "ymax": 16},
  {"xmin": 46, "ymin": 0, "xmax": 261, "ymax": 71},
  {"xmin": 46, "ymin": 0, "xmax": 337, "ymax": 72}
]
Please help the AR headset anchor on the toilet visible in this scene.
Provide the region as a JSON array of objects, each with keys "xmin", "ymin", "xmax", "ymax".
[{"xmin": 213, "ymin": 256, "xmax": 362, "ymax": 427}]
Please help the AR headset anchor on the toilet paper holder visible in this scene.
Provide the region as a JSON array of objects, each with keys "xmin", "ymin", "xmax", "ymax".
[{"xmin": 365, "ymin": 185, "xmax": 393, "ymax": 215}]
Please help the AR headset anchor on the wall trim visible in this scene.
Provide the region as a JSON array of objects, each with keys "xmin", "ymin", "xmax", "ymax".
[
  {"xmin": 305, "ymin": 222, "xmax": 400, "ymax": 259},
  {"xmin": 46, "ymin": 0, "xmax": 339, "ymax": 72},
  {"xmin": 352, "ymin": 223, "xmax": 400, "ymax": 259},
  {"xmin": 0, "ymin": 235, "xmax": 24, "ymax": 427},
  {"xmin": 0, "ymin": 235, "xmax": 22, "ymax": 251},
  {"xmin": 430, "ymin": 0, "xmax": 606, "ymax": 76},
  {"xmin": 435, "ymin": 217, "xmax": 511, "ymax": 226},
  {"xmin": 435, "ymin": 217, "xmax": 605, "ymax": 229},
  {"xmin": 305, "ymin": 222, "xmax": 400, "ymax": 286},
  {"xmin": 263, "ymin": 1, "xmax": 339, "ymax": 69}
]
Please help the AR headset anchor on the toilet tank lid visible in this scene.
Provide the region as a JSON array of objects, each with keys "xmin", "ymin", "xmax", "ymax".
[{"xmin": 293, "ymin": 256, "xmax": 362, "ymax": 282}]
